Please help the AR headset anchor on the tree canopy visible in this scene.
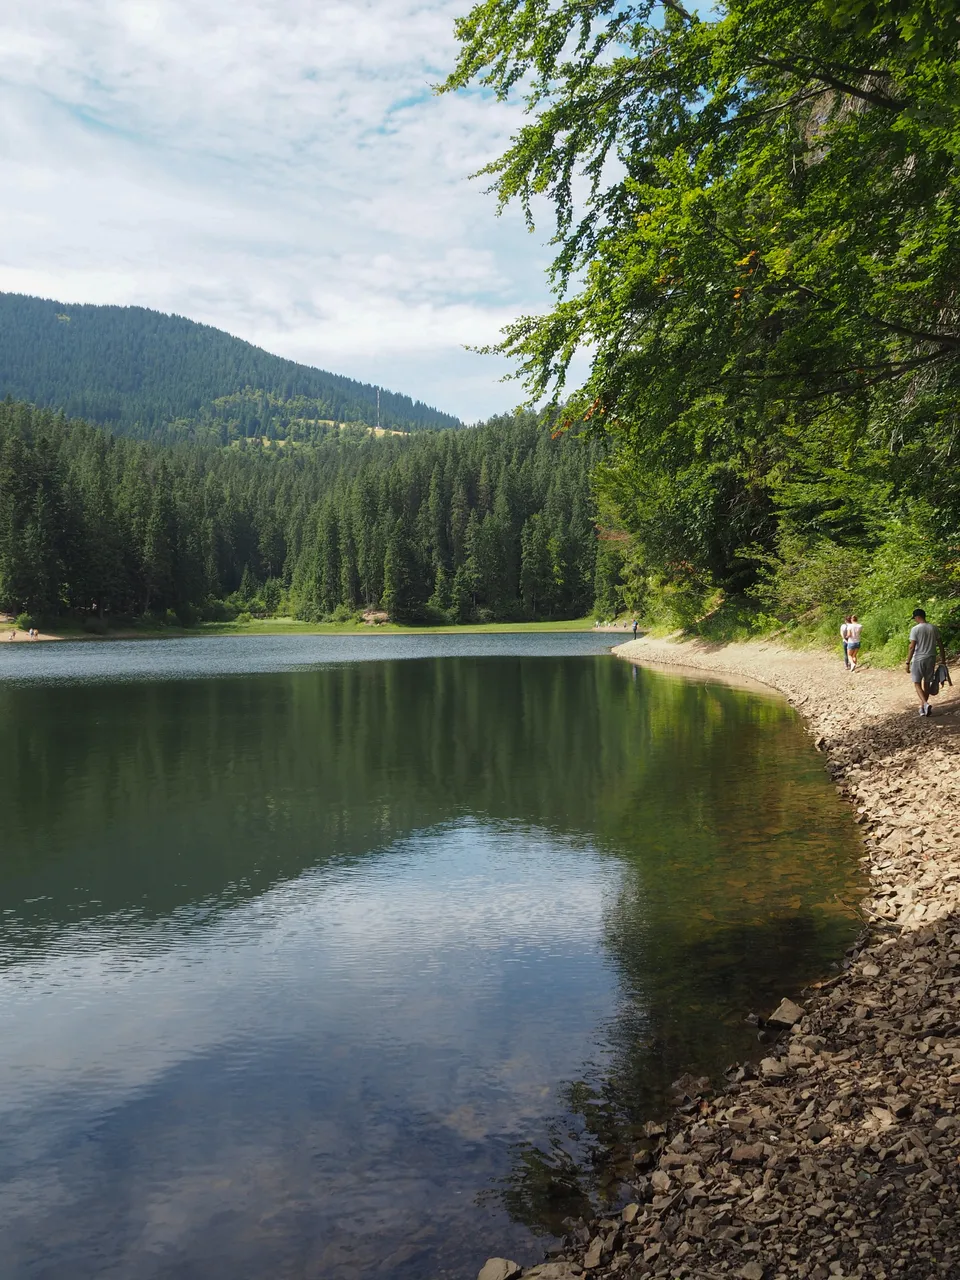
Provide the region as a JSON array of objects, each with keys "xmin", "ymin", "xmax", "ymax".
[{"xmin": 443, "ymin": 0, "xmax": 960, "ymax": 628}]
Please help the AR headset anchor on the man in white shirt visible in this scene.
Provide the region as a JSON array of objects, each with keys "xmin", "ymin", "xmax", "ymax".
[{"xmin": 906, "ymin": 608, "xmax": 946, "ymax": 716}]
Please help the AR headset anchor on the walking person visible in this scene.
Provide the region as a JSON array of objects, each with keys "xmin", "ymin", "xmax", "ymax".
[
  {"xmin": 906, "ymin": 608, "xmax": 946, "ymax": 716},
  {"xmin": 840, "ymin": 616, "xmax": 851, "ymax": 669},
  {"xmin": 632, "ymin": 618, "xmax": 639, "ymax": 640},
  {"xmin": 846, "ymin": 614, "xmax": 863, "ymax": 670}
]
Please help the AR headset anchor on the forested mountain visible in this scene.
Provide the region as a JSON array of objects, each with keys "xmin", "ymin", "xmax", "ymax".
[
  {"xmin": 0, "ymin": 401, "xmax": 598, "ymax": 625},
  {"xmin": 0, "ymin": 294, "xmax": 461, "ymax": 441}
]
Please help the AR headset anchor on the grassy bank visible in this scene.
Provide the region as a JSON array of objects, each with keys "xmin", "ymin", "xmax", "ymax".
[{"xmin": 27, "ymin": 616, "xmax": 598, "ymax": 642}]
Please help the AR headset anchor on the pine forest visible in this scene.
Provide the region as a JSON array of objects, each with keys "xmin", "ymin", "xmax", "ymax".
[{"xmin": 0, "ymin": 400, "xmax": 599, "ymax": 627}]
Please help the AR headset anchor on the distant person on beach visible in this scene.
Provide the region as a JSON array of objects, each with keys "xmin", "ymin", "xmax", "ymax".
[
  {"xmin": 846, "ymin": 615, "xmax": 862, "ymax": 670},
  {"xmin": 906, "ymin": 608, "xmax": 946, "ymax": 716},
  {"xmin": 840, "ymin": 616, "xmax": 851, "ymax": 668},
  {"xmin": 632, "ymin": 618, "xmax": 638, "ymax": 639}
]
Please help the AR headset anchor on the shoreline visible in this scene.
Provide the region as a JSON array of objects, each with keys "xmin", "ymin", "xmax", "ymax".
[
  {"xmin": 481, "ymin": 635, "xmax": 960, "ymax": 1280},
  {"xmin": 0, "ymin": 618, "xmax": 597, "ymax": 644}
]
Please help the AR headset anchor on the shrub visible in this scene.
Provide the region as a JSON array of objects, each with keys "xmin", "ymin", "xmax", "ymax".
[
  {"xmin": 753, "ymin": 532, "xmax": 866, "ymax": 621},
  {"xmin": 175, "ymin": 603, "xmax": 198, "ymax": 627},
  {"xmin": 421, "ymin": 601, "xmax": 454, "ymax": 625},
  {"xmin": 859, "ymin": 515, "xmax": 940, "ymax": 611},
  {"xmin": 638, "ymin": 574, "xmax": 710, "ymax": 631},
  {"xmin": 200, "ymin": 598, "xmax": 237, "ymax": 622},
  {"xmin": 14, "ymin": 613, "xmax": 35, "ymax": 631},
  {"xmin": 688, "ymin": 593, "xmax": 771, "ymax": 642}
]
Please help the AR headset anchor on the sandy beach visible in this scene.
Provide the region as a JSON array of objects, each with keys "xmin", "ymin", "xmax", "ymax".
[{"xmin": 0, "ymin": 619, "xmax": 59, "ymax": 642}]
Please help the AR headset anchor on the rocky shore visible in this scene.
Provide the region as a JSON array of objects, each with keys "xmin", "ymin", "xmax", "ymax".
[{"xmin": 479, "ymin": 636, "xmax": 960, "ymax": 1280}]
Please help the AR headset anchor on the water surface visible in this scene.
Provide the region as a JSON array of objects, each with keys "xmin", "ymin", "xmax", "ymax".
[{"xmin": 0, "ymin": 635, "xmax": 863, "ymax": 1278}]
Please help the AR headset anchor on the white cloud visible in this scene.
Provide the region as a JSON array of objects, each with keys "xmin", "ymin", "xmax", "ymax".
[{"xmin": 0, "ymin": 0, "xmax": 564, "ymax": 419}]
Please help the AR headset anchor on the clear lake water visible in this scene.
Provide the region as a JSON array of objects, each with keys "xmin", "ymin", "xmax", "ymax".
[{"xmin": 0, "ymin": 633, "xmax": 864, "ymax": 1278}]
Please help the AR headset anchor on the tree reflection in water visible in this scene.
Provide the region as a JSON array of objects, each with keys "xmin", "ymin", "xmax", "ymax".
[
  {"xmin": 484, "ymin": 667, "xmax": 863, "ymax": 1235},
  {"xmin": 0, "ymin": 651, "xmax": 863, "ymax": 1256}
]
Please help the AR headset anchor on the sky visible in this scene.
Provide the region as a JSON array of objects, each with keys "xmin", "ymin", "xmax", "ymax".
[{"xmin": 0, "ymin": 0, "xmax": 566, "ymax": 422}]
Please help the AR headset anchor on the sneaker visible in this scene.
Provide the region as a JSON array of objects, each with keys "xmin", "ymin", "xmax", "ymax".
[
  {"xmin": 926, "ymin": 704, "xmax": 933, "ymax": 716},
  {"xmin": 919, "ymin": 706, "xmax": 927, "ymax": 716}
]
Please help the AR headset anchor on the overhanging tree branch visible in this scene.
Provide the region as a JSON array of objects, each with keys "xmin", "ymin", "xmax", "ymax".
[{"xmin": 755, "ymin": 55, "xmax": 907, "ymax": 110}]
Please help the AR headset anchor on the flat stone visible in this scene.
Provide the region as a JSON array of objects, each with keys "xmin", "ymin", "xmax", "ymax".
[
  {"xmin": 760, "ymin": 1056, "xmax": 788, "ymax": 1078},
  {"xmin": 582, "ymin": 1238, "xmax": 603, "ymax": 1270},
  {"xmin": 732, "ymin": 1142, "xmax": 765, "ymax": 1162},
  {"xmin": 621, "ymin": 1202, "xmax": 640, "ymax": 1223},
  {"xmin": 769, "ymin": 998, "xmax": 805, "ymax": 1026},
  {"xmin": 740, "ymin": 1264, "xmax": 765, "ymax": 1280},
  {"xmin": 477, "ymin": 1261, "xmax": 522, "ymax": 1280},
  {"xmin": 661, "ymin": 1151, "xmax": 701, "ymax": 1167}
]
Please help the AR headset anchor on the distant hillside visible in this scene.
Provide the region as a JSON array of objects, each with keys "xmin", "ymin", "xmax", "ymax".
[{"xmin": 0, "ymin": 293, "xmax": 461, "ymax": 440}]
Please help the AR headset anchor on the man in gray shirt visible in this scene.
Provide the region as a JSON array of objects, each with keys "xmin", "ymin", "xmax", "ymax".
[{"xmin": 906, "ymin": 608, "xmax": 946, "ymax": 716}]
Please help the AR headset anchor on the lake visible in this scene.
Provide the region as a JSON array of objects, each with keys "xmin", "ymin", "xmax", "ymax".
[{"xmin": 0, "ymin": 634, "xmax": 863, "ymax": 1279}]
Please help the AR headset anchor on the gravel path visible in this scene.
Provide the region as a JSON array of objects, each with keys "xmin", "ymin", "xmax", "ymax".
[{"xmin": 480, "ymin": 635, "xmax": 960, "ymax": 1280}]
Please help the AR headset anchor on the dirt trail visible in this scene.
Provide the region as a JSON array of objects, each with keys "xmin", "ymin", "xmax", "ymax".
[{"xmin": 480, "ymin": 635, "xmax": 960, "ymax": 1280}]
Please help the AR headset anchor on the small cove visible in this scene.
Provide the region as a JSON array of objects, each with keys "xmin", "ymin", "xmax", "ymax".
[{"xmin": 0, "ymin": 634, "xmax": 864, "ymax": 1279}]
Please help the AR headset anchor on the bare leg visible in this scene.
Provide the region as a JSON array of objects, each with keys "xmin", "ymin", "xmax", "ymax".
[{"xmin": 914, "ymin": 679, "xmax": 929, "ymax": 711}]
